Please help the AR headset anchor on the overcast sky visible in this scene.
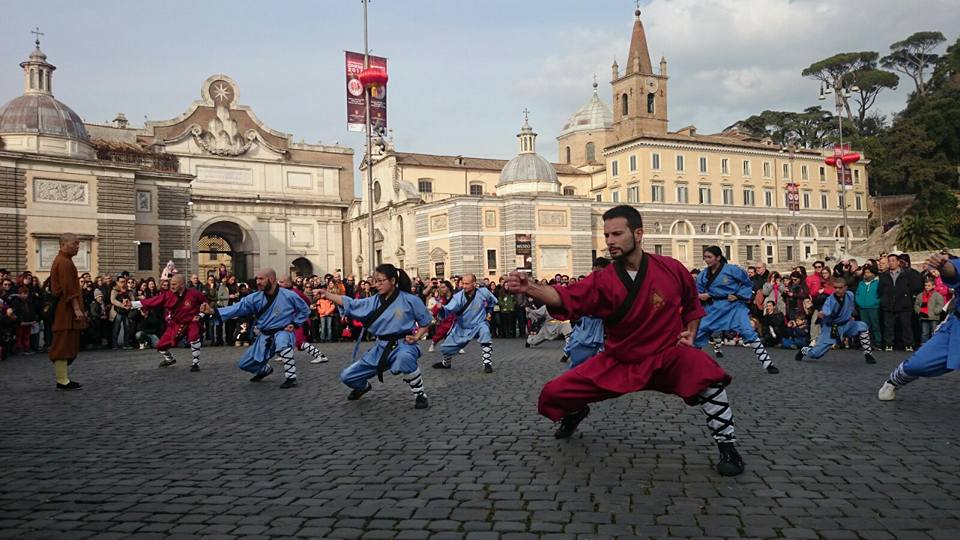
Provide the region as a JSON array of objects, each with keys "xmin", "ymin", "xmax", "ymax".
[{"xmin": 2, "ymin": 0, "xmax": 958, "ymax": 184}]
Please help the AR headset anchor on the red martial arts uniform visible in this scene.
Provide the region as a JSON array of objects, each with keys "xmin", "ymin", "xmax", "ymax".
[
  {"xmin": 539, "ymin": 252, "xmax": 730, "ymax": 421},
  {"xmin": 290, "ymin": 287, "xmax": 311, "ymax": 348},
  {"xmin": 139, "ymin": 289, "xmax": 207, "ymax": 351}
]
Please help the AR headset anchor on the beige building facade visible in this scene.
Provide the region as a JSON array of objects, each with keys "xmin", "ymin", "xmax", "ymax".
[{"xmin": 348, "ymin": 9, "xmax": 871, "ymax": 277}]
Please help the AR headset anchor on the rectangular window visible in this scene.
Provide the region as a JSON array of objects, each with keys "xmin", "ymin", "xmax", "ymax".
[
  {"xmin": 722, "ymin": 186, "xmax": 734, "ymax": 205},
  {"xmin": 629, "ymin": 155, "xmax": 637, "ymax": 172},
  {"xmin": 699, "ymin": 185, "xmax": 711, "ymax": 205},
  {"xmin": 855, "ymin": 194, "xmax": 863, "ymax": 210},
  {"xmin": 782, "ymin": 163, "xmax": 790, "ymax": 179},
  {"xmin": 801, "ymin": 165, "xmax": 809, "ymax": 180},
  {"xmin": 434, "ymin": 262, "xmax": 445, "ymax": 278},
  {"xmin": 654, "ymin": 244, "xmax": 663, "ymax": 255},
  {"xmin": 137, "ymin": 242, "xmax": 153, "ymax": 272},
  {"xmin": 838, "ymin": 193, "xmax": 844, "ymax": 209},
  {"xmin": 469, "ymin": 184, "xmax": 483, "ymax": 196},
  {"xmin": 743, "ymin": 188, "xmax": 755, "ymax": 206},
  {"xmin": 723, "ymin": 245, "xmax": 732, "ymax": 259},
  {"xmin": 486, "ymin": 249, "xmax": 497, "ymax": 269},
  {"xmin": 676, "ymin": 155, "xmax": 685, "ymax": 172},
  {"xmin": 612, "ymin": 190, "xmax": 620, "ymax": 203},
  {"xmin": 676, "ymin": 184, "xmax": 689, "ymax": 204},
  {"xmin": 820, "ymin": 192, "xmax": 828, "ymax": 209},
  {"xmin": 854, "ymin": 169, "xmax": 861, "ymax": 184},
  {"xmin": 762, "ymin": 162, "xmax": 771, "ymax": 178},
  {"xmin": 651, "ymin": 183, "xmax": 664, "ymax": 202},
  {"xmin": 611, "ymin": 160, "xmax": 619, "ymax": 176},
  {"xmin": 595, "ymin": 194, "xmax": 602, "ymax": 202},
  {"xmin": 764, "ymin": 189, "xmax": 773, "ymax": 207},
  {"xmin": 627, "ymin": 185, "xmax": 639, "ymax": 203},
  {"xmin": 699, "ymin": 157, "xmax": 708, "ymax": 174},
  {"xmin": 721, "ymin": 158, "xmax": 730, "ymax": 176},
  {"xmin": 746, "ymin": 245, "xmax": 754, "ymax": 261},
  {"xmin": 786, "ymin": 245, "xmax": 794, "ymax": 261},
  {"xmin": 418, "ymin": 179, "xmax": 433, "ymax": 193},
  {"xmin": 651, "ymin": 153, "xmax": 661, "ymax": 170},
  {"xmin": 743, "ymin": 160, "xmax": 751, "ymax": 176},
  {"xmin": 802, "ymin": 192, "xmax": 811, "ymax": 209},
  {"xmin": 819, "ymin": 166, "xmax": 827, "ymax": 182}
]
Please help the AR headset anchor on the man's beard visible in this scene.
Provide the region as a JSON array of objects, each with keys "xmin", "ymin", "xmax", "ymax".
[{"xmin": 610, "ymin": 237, "xmax": 636, "ymax": 260}]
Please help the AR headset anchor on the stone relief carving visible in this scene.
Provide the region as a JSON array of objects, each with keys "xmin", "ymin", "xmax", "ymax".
[
  {"xmin": 191, "ymin": 80, "xmax": 257, "ymax": 156},
  {"xmin": 538, "ymin": 210, "xmax": 567, "ymax": 227},
  {"xmin": 429, "ymin": 247, "xmax": 447, "ymax": 261},
  {"xmin": 33, "ymin": 179, "xmax": 88, "ymax": 205},
  {"xmin": 430, "ymin": 214, "xmax": 448, "ymax": 231},
  {"xmin": 484, "ymin": 211, "xmax": 497, "ymax": 228},
  {"xmin": 136, "ymin": 190, "xmax": 152, "ymax": 212}
]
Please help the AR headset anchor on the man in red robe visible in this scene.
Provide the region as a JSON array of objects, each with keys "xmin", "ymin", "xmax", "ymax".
[
  {"xmin": 131, "ymin": 274, "xmax": 207, "ymax": 371},
  {"xmin": 49, "ymin": 233, "xmax": 88, "ymax": 390},
  {"xmin": 504, "ymin": 205, "xmax": 744, "ymax": 476}
]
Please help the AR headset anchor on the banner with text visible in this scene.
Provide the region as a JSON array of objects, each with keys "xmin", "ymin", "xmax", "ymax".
[
  {"xmin": 345, "ymin": 51, "xmax": 388, "ymax": 132},
  {"xmin": 786, "ymin": 183, "xmax": 800, "ymax": 213}
]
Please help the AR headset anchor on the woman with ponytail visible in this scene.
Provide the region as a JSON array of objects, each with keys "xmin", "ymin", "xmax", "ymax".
[
  {"xmin": 320, "ymin": 263, "xmax": 434, "ymax": 409},
  {"xmin": 695, "ymin": 246, "xmax": 780, "ymax": 375}
]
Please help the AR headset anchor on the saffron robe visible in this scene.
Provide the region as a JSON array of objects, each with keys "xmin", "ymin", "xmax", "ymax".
[
  {"xmin": 136, "ymin": 288, "xmax": 207, "ymax": 351},
  {"xmin": 539, "ymin": 253, "xmax": 729, "ymax": 420},
  {"xmin": 216, "ymin": 288, "xmax": 311, "ymax": 374},
  {"xmin": 49, "ymin": 251, "xmax": 87, "ymax": 363},
  {"xmin": 694, "ymin": 262, "xmax": 759, "ymax": 347}
]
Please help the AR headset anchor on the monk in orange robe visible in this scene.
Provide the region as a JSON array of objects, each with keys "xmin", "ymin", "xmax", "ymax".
[{"xmin": 49, "ymin": 232, "xmax": 88, "ymax": 390}]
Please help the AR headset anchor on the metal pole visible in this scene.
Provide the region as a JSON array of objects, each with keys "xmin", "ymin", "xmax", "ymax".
[
  {"xmin": 836, "ymin": 92, "xmax": 850, "ymax": 253},
  {"xmin": 363, "ymin": 0, "xmax": 375, "ymax": 277}
]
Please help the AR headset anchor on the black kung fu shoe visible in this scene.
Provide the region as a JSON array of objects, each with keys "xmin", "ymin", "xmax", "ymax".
[
  {"xmin": 794, "ymin": 350, "xmax": 805, "ymax": 362},
  {"xmin": 280, "ymin": 377, "xmax": 298, "ymax": 389},
  {"xmin": 190, "ymin": 364, "xmax": 200, "ymax": 372},
  {"xmin": 249, "ymin": 364, "xmax": 274, "ymax": 382},
  {"xmin": 716, "ymin": 442, "xmax": 745, "ymax": 477},
  {"xmin": 864, "ymin": 352, "xmax": 877, "ymax": 364},
  {"xmin": 347, "ymin": 383, "xmax": 372, "ymax": 401},
  {"xmin": 554, "ymin": 406, "xmax": 590, "ymax": 439},
  {"xmin": 55, "ymin": 381, "xmax": 82, "ymax": 391},
  {"xmin": 483, "ymin": 363, "xmax": 493, "ymax": 374},
  {"xmin": 765, "ymin": 364, "xmax": 780, "ymax": 374},
  {"xmin": 158, "ymin": 358, "xmax": 176, "ymax": 368},
  {"xmin": 431, "ymin": 360, "xmax": 451, "ymax": 369},
  {"xmin": 414, "ymin": 393, "xmax": 429, "ymax": 409}
]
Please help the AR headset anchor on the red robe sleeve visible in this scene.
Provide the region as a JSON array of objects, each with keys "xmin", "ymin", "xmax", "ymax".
[
  {"xmin": 139, "ymin": 290, "xmax": 170, "ymax": 311},
  {"xmin": 549, "ymin": 271, "xmax": 606, "ymax": 321}
]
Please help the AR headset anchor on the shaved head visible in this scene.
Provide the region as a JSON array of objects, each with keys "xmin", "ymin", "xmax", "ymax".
[
  {"xmin": 58, "ymin": 232, "xmax": 80, "ymax": 257},
  {"xmin": 59, "ymin": 232, "xmax": 78, "ymax": 245},
  {"xmin": 278, "ymin": 275, "xmax": 293, "ymax": 288},
  {"xmin": 255, "ymin": 268, "xmax": 279, "ymax": 293},
  {"xmin": 170, "ymin": 273, "xmax": 185, "ymax": 293},
  {"xmin": 462, "ymin": 273, "xmax": 477, "ymax": 293}
]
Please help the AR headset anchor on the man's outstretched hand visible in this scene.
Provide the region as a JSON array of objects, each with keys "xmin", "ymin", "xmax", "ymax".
[
  {"xmin": 503, "ymin": 271, "xmax": 530, "ymax": 294},
  {"xmin": 677, "ymin": 330, "xmax": 695, "ymax": 348}
]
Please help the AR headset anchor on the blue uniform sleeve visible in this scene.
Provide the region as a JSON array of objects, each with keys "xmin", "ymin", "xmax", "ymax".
[
  {"xmin": 216, "ymin": 293, "xmax": 259, "ymax": 321},
  {"xmin": 410, "ymin": 294, "xmax": 434, "ymax": 327},
  {"xmin": 732, "ymin": 266, "xmax": 754, "ymax": 300},
  {"xmin": 943, "ymin": 259, "xmax": 960, "ymax": 289},
  {"xmin": 438, "ymin": 291, "xmax": 465, "ymax": 319},
  {"xmin": 696, "ymin": 270, "xmax": 707, "ymax": 294},
  {"xmin": 485, "ymin": 289, "xmax": 498, "ymax": 306},
  {"xmin": 821, "ymin": 295, "xmax": 839, "ymax": 325},
  {"xmin": 342, "ymin": 295, "xmax": 379, "ymax": 320}
]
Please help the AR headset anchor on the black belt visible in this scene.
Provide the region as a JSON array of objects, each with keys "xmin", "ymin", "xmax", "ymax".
[{"xmin": 374, "ymin": 334, "xmax": 408, "ymax": 382}]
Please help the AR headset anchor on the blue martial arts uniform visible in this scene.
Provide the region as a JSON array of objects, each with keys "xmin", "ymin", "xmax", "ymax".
[
  {"xmin": 340, "ymin": 291, "xmax": 434, "ymax": 390},
  {"xmin": 896, "ymin": 259, "xmax": 960, "ymax": 378},
  {"xmin": 438, "ymin": 287, "xmax": 498, "ymax": 357},
  {"xmin": 694, "ymin": 262, "xmax": 759, "ymax": 348},
  {"xmin": 216, "ymin": 288, "xmax": 310, "ymax": 375},
  {"xmin": 564, "ymin": 316, "xmax": 604, "ymax": 369},
  {"xmin": 802, "ymin": 291, "xmax": 868, "ymax": 359}
]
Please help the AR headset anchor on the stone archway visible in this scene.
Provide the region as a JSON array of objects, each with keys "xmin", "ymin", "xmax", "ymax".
[
  {"xmin": 195, "ymin": 219, "xmax": 258, "ymax": 280},
  {"xmin": 290, "ymin": 257, "xmax": 313, "ymax": 278}
]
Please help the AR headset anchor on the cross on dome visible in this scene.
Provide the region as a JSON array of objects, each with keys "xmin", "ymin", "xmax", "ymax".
[{"xmin": 31, "ymin": 27, "xmax": 44, "ymax": 48}]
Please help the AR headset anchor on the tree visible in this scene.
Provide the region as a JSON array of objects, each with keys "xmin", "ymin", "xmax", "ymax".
[
  {"xmin": 802, "ymin": 52, "xmax": 879, "ymax": 120},
  {"xmin": 868, "ymin": 119, "xmax": 955, "ymax": 195},
  {"xmin": 897, "ymin": 214, "xmax": 951, "ymax": 251},
  {"xmin": 881, "ymin": 31, "xmax": 946, "ymax": 97},
  {"xmin": 847, "ymin": 69, "xmax": 899, "ymax": 129},
  {"xmin": 724, "ymin": 107, "xmax": 837, "ymax": 149}
]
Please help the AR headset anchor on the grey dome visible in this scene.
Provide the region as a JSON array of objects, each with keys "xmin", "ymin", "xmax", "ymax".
[
  {"xmin": 0, "ymin": 94, "xmax": 89, "ymax": 140},
  {"xmin": 498, "ymin": 152, "xmax": 558, "ymax": 184},
  {"xmin": 558, "ymin": 86, "xmax": 612, "ymax": 138}
]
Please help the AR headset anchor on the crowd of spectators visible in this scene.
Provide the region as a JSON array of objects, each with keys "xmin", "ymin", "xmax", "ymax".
[{"xmin": 1, "ymin": 250, "xmax": 955, "ymax": 361}]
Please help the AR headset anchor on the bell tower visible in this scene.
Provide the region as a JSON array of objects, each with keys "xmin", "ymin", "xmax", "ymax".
[{"xmin": 611, "ymin": 9, "xmax": 668, "ymax": 143}]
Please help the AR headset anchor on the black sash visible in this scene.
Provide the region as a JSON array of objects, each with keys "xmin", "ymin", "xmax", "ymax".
[
  {"xmin": 361, "ymin": 290, "xmax": 401, "ymax": 382},
  {"xmin": 607, "ymin": 253, "xmax": 650, "ymax": 327},
  {"xmin": 702, "ymin": 261, "xmax": 725, "ymax": 305},
  {"xmin": 456, "ymin": 290, "xmax": 477, "ymax": 317}
]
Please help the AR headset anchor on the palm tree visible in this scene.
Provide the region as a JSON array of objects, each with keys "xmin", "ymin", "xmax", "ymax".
[{"xmin": 897, "ymin": 214, "xmax": 950, "ymax": 251}]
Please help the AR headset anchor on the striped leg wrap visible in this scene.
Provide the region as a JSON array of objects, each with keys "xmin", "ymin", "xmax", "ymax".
[
  {"xmin": 279, "ymin": 347, "xmax": 296, "ymax": 380},
  {"xmin": 300, "ymin": 342, "xmax": 323, "ymax": 360},
  {"xmin": 858, "ymin": 332, "xmax": 873, "ymax": 354},
  {"xmin": 888, "ymin": 362, "xmax": 917, "ymax": 387},
  {"xmin": 698, "ymin": 383, "xmax": 736, "ymax": 443},
  {"xmin": 748, "ymin": 340, "xmax": 773, "ymax": 370},
  {"xmin": 403, "ymin": 368, "xmax": 426, "ymax": 397},
  {"xmin": 480, "ymin": 343, "xmax": 492, "ymax": 366},
  {"xmin": 160, "ymin": 350, "xmax": 175, "ymax": 363},
  {"xmin": 711, "ymin": 340, "xmax": 722, "ymax": 356},
  {"xmin": 190, "ymin": 340, "xmax": 201, "ymax": 367}
]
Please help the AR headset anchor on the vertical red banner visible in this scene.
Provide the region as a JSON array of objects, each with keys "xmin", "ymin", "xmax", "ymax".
[
  {"xmin": 786, "ymin": 182, "xmax": 800, "ymax": 213},
  {"xmin": 346, "ymin": 51, "xmax": 388, "ymax": 132}
]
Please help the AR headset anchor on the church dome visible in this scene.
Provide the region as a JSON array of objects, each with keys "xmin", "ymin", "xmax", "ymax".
[
  {"xmin": 558, "ymin": 82, "xmax": 612, "ymax": 138},
  {"xmin": 497, "ymin": 114, "xmax": 559, "ymax": 196},
  {"xmin": 499, "ymin": 152, "xmax": 558, "ymax": 185},
  {"xmin": 0, "ymin": 93, "xmax": 90, "ymax": 140},
  {"xmin": 0, "ymin": 41, "xmax": 94, "ymax": 159}
]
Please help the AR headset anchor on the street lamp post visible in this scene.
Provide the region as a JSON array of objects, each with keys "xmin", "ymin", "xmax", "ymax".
[
  {"xmin": 819, "ymin": 82, "xmax": 859, "ymax": 254},
  {"xmin": 362, "ymin": 0, "xmax": 376, "ymax": 278}
]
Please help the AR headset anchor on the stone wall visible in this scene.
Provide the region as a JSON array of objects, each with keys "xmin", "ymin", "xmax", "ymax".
[
  {"xmin": 96, "ymin": 177, "xmax": 135, "ymax": 213},
  {"xmin": 448, "ymin": 204, "xmax": 482, "ymax": 277},
  {"xmin": 157, "ymin": 185, "xmax": 192, "ymax": 270},
  {"xmin": 96, "ymin": 219, "xmax": 136, "ymax": 275},
  {"xmin": 0, "ymin": 166, "xmax": 26, "ymax": 272}
]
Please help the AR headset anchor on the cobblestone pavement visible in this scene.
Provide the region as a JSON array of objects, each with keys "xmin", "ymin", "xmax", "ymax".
[{"xmin": 1, "ymin": 339, "xmax": 959, "ymax": 539}]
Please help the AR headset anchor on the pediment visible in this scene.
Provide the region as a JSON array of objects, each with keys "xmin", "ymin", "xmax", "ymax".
[{"xmin": 429, "ymin": 247, "xmax": 447, "ymax": 261}]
